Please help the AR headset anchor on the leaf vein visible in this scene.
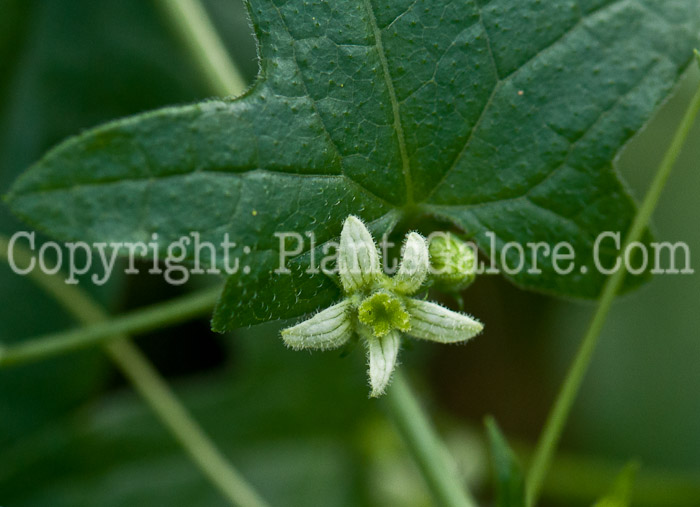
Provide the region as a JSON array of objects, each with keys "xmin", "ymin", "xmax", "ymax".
[
  {"xmin": 362, "ymin": 0, "xmax": 414, "ymax": 205},
  {"xmin": 423, "ymin": 83, "xmax": 500, "ymax": 201},
  {"xmin": 498, "ymin": 0, "xmax": 629, "ymax": 82},
  {"xmin": 427, "ymin": 57, "xmax": 658, "ymax": 218},
  {"xmin": 267, "ymin": 1, "xmax": 397, "ymax": 207},
  {"xmin": 424, "ymin": 0, "xmax": 633, "ymax": 201},
  {"xmin": 380, "ymin": 0, "xmax": 420, "ymax": 31}
]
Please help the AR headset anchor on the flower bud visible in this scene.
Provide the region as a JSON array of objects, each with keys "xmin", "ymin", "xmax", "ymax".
[{"xmin": 428, "ymin": 233, "xmax": 476, "ymax": 291}]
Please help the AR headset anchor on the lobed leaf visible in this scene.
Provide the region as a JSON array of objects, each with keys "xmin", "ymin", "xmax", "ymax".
[{"xmin": 6, "ymin": 0, "xmax": 700, "ymax": 329}]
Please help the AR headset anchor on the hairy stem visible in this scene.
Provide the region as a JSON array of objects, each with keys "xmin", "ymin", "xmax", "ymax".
[
  {"xmin": 386, "ymin": 372, "xmax": 477, "ymax": 507},
  {"xmin": 153, "ymin": 0, "xmax": 248, "ymax": 97},
  {"xmin": 526, "ymin": 71, "xmax": 700, "ymax": 506}
]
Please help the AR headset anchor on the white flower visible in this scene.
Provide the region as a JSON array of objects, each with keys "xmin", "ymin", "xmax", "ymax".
[{"xmin": 281, "ymin": 215, "xmax": 484, "ymax": 397}]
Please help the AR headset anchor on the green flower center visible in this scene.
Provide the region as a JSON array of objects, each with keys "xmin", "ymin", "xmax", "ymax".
[{"xmin": 358, "ymin": 292, "xmax": 410, "ymax": 337}]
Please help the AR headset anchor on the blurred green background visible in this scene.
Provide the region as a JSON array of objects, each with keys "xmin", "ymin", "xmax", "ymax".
[{"xmin": 1, "ymin": 0, "xmax": 698, "ymax": 505}]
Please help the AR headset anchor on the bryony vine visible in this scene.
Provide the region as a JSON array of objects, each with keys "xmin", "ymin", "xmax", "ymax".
[{"xmin": 281, "ymin": 216, "xmax": 483, "ymax": 397}]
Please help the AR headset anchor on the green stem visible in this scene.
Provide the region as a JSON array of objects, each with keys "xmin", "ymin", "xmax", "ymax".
[
  {"xmin": 103, "ymin": 339, "xmax": 268, "ymax": 507},
  {"xmin": 153, "ymin": 0, "xmax": 248, "ymax": 98},
  {"xmin": 386, "ymin": 372, "xmax": 477, "ymax": 507},
  {"xmin": 0, "ymin": 238, "xmax": 268, "ymax": 507},
  {"xmin": 0, "ymin": 231, "xmax": 220, "ymax": 368},
  {"xmin": 2, "ymin": 2, "xmax": 257, "ymax": 504},
  {"xmin": 2, "ymin": 2, "xmax": 260, "ymax": 503},
  {"xmin": 156, "ymin": 0, "xmax": 479, "ymax": 501},
  {"xmin": 0, "ymin": 284, "xmax": 221, "ymax": 368},
  {"xmin": 526, "ymin": 71, "xmax": 700, "ymax": 507}
]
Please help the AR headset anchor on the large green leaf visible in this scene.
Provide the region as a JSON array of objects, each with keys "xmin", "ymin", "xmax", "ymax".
[{"xmin": 6, "ymin": 0, "xmax": 700, "ymax": 331}]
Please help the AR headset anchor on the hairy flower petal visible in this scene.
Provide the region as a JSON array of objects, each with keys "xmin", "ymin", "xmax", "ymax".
[
  {"xmin": 405, "ymin": 299, "xmax": 483, "ymax": 344},
  {"xmin": 281, "ymin": 300, "xmax": 353, "ymax": 350},
  {"xmin": 338, "ymin": 215, "xmax": 381, "ymax": 293},
  {"xmin": 367, "ymin": 330, "xmax": 400, "ymax": 397},
  {"xmin": 393, "ymin": 232, "xmax": 429, "ymax": 295}
]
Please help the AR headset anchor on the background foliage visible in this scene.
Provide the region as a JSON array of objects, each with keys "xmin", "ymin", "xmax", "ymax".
[{"xmin": 1, "ymin": 0, "xmax": 699, "ymax": 505}]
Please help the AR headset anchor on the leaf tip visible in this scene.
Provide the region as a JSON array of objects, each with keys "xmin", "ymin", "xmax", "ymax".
[
  {"xmin": 485, "ymin": 416, "xmax": 526, "ymax": 507},
  {"xmin": 593, "ymin": 461, "xmax": 640, "ymax": 507},
  {"xmin": 484, "ymin": 415, "xmax": 507, "ymax": 449},
  {"xmin": 209, "ymin": 297, "xmax": 230, "ymax": 334}
]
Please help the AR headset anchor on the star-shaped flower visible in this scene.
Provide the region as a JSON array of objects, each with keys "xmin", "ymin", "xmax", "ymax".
[{"xmin": 281, "ymin": 216, "xmax": 483, "ymax": 397}]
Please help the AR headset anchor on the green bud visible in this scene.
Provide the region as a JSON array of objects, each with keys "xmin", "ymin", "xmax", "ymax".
[{"xmin": 428, "ymin": 233, "xmax": 476, "ymax": 291}]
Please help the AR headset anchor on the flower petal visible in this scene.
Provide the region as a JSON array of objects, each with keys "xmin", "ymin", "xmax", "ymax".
[
  {"xmin": 281, "ymin": 300, "xmax": 353, "ymax": 350},
  {"xmin": 338, "ymin": 215, "xmax": 381, "ymax": 293},
  {"xmin": 405, "ymin": 299, "xmax": 483, "ymax": 343},
  {"xmin": 393, "ymin": 232, "xmax": 429, "ymax": 294},
  {"xmin": 367, "ymin": 330, "xmax": 400, "ymax": 397}
]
